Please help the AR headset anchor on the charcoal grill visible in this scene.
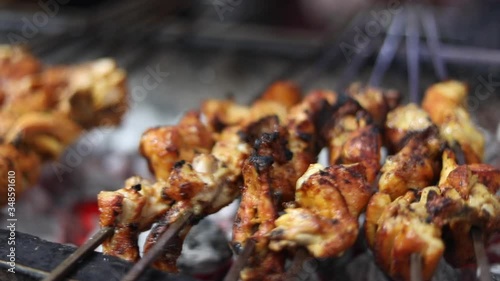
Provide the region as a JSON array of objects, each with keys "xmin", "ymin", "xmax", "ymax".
[{"xmin": 1, "ymin": 0, "xmax": 500, "ymax": 280}]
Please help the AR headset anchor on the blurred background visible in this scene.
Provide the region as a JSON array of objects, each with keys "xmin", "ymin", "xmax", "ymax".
[{"xmin": 0, "ymin": 0, "xmax": 499, "ymax": 262}]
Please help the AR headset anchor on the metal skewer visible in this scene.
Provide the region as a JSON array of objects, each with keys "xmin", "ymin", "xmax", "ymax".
[
  {"xmin": 368, "ymin": 10, "xmax": 406, "ymax": 87},
  {"xmin": 42, "ymin": 227, "xmax": 114, "ymax": 281},
  {"xmin": 419, "ymin": 6, "xmax": 448, "ymax": 81},
  {"xmin": 472, "ymin": 228, "xmax": 493, "ymax": 281},
  {"xmin": 223, "ymin": 239, "xmax": 257, "ymax": 281},
  {"xmin": 121, "ymin": 210, "xmax": 194, "ymax": 281},
  {"xmin": 285, "ymin": 248, "xmax": 312, "ymax": 281},
  {"xmin": 410, "ymin": 253, "xmax": 424, "ymax": 281},
  {"xmin": 406, "ymin": 4, "xmax": 421, "ymax": 103}
]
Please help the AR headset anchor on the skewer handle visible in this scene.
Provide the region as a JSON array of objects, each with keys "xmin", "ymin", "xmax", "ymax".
[{"xmin": 42, "ymin": 227, "xmax": 114, "ymax": 281}]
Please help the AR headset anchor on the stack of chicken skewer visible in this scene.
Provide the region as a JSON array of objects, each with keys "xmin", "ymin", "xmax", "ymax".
[{"xmin": 98, "ymin": 79, "xmax": 499, "ymax": 281}]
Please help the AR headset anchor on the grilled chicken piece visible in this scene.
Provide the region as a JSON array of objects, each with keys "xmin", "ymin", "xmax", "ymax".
[
  {"xmin": 236, "ymin": 157, "xmax": 286, "ymax": 281},
  {"xmin": 269, "ymin": 163, "xmax": 371, "ymax": 258},
  {"xmin": 384, "ymin": 104, "xmax": 434, "ymax": 153},
  {"xmin": 346, "ymin": 83, "xmax": 401, "ymax": 126},
  {"xmin": 378, "ymin": 127, "xmax": 443, "ymax": 200},
  {"xmin": 432, "ymin": 149, "xmax": 500, "ymax": 267},
  {"xmin": 323, "ymin": 99, "xmax": 381, "ymax": 184},
  {"xmin": 2, "ymin": 58, "xmax": 127, "ymax": 127},
  {"xmin": 0, "ymin": 46, "xmax": 127, "ymax": 205},
  {"xmin": 233, "ymin": 92, "xmax": 336, "ymax": 280},
  {"xmin": 140, "ymin": 111, "xmax": 214, "ymax": 181},
  {"xmin": 99, "ymin": 177, "xmax": 173, "ymax": 262},
  {"xmin": 260, "ymin": 80, "xmax": 302, "ymax": 109},
  {"xmin": 422, "ymin": 80, "xmax": 484, "ymax": 163},
  {"xmin": 0, "ymin": 45, "xmax": 41, "ymax": 80},
  {"xmin": 143, "ymin": 118, "xmax": 258, "ymax": 271},
  {"xmin": 146, "ymin": 88, "xmax": 332, "ymax": 272},
  {"xmin": 201, "ymin": 81, "xmax": 301, "ymax": 133},
  {"xmin": 372, "ymin": 188, "xmax": 445, "ymax": 281},
  {"xmin": 4, "ymin": 112, "xmax": 82, "ymax": 160},
  {"xmin": 0, "ymin": 144, "xmax": 41, "ymax": 205}
]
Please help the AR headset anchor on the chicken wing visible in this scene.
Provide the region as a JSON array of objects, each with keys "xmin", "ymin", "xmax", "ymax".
[
  {"xmin": 323, "ymin": 99, "xmax": 381, "ymax": 184},
  {"xmin": 372, "ymin": 188, "xmax": 445, "ymax": 281},
  {"xmin": 422, "ymin": 80, "xmax": 484, "ymax": 163},
  {"xmin": 269, "ymin": 163, "xmax": 371, "ymax": 258}
]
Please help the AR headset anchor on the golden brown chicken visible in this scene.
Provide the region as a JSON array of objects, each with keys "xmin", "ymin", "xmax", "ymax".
[
  {"xmin": 269, "ymin": 163, "xmax": 371, "ymax": 259},
  {"xmin": 422, "ymin": 80, "xmax": 484, "ymax": 163},
  {"xmin": 139, "ymin": 111, "xmax": 214, "ymax": 181},
  {"xmin": 323, "ymin": 99, "xmax": 381, "ymax": 184},
  {"xmin": 0, "ymin": 45, "xmax": 128, "ymax": 205},
  {"xmin": 0, "ymin": 45, "xmax": 41, "ymax": 80},
  {"xmin": 378, "ymin": 127, "xmax": 443, "ymax": 200},
  {"xmin": 384, "ymin": 103, "xmax": 434, "ymax": 153},
  {"xmin": 431, "ymin": 149, "xmax": 500, "ymax": 267},
  {"xmin": 142, "ymin": 118, "xmax": 259, "ymax": 271},
  {"xmin": 371, "ymin": 187, "xmax": 445, "ymax": 281},
  {"xmin": 98, "ymin": 177, "xmax": 173, "ymax": 261},
  {"xmin": 346, "ymin": 83, "xmax": 400, "ymax": 126},
  {"xmin": 201, "ymin": 80, "xmax": 301, "ymax": 133}
]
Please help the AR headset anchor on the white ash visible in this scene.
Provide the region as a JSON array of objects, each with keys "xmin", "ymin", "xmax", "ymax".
[{"xmin": 177, "ymin": 219, "xmax": 232, "ymax": 275}]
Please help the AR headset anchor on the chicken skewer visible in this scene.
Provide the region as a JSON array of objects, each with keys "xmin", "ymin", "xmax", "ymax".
[
  {"xmin": 0, "ymin": 45, "xmax": 128, "ymax": 205},
  {"xmin": 228, "ymin": 91, "xmax": 337, "ymax": 281},
  {"xmin": 99, "ymin": 81, "xmax": 300, "ymax": 263}
]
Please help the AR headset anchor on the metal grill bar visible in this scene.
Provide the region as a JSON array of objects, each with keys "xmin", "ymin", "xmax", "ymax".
[{"xmin": 42, "ymin": 227, "xmax": 114, "ymax": 281}]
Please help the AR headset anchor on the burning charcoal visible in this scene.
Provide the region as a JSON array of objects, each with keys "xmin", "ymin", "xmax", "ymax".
[
  {"xmin": 177, "ymin": 219, "xmax": 232, "ymax": 280},
  {"xmin": 345, "ymin": 251, "xmax": 460, "ymax": 281}
]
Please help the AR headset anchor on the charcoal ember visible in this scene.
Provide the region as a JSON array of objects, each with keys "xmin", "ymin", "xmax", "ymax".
[
  {"xmin": 177, "ymin": 219, "xmax": 232, "ymax": 280},
  {"xmin": 345, "ymin": 251, "xmax": 460, "ymax": 281}
]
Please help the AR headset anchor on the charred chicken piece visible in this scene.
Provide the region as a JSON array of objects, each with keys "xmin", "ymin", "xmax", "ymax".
[
  {"xmin": 269, "ymin": 163, "xmax": 371, "ymax": 259},
  {"xmin": 139, "ymin": 111, "xmax": 214, "ymax": 181},
  {"xmin": 422, "ymin": 80, "xmax": 484, "ymax": 163},
  {"xmin": 378, "ymin": 127, "xmax": 443, "ymax": 200},
  {"xmin": 384, "ymin": 104, "xmax": 434, "ymax": 153},
  {"xmin": 235, "ymin": 150, "xmax": 287, "ymax": 281},
  {"xmin": 432, "ymin": 149, "xmax": 500, "ymax": 267},
  {"xmin": 371, "ymin": 188, "xmax": 445, "ymax": 281},
  {"xmin": 232, "ymin": 91, "xmax": 338, "ymax": 280},
  {"xmin": 98, "ymin": 177, "xmax": 173, "ymax": 261},
  {"xmin": 143, "ymin": 117, "xmax": 260, "ymax": 271},
  {"xmin": 346, "ymin": 83, "xmax": 401, "ymax": 126},
  {"xmin": 323, "ymin": 99, "xmax": 381, "ymax": 184}
]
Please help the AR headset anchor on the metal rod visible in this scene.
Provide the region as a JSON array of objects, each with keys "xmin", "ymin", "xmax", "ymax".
[
  {"xmin": 223, "ymin": 239, "xmax": 257, "ymax": 281},
  {"xmin": 368, "ymin": 10, "xmax": 406, "ymax": 87},
  {"xmin": 419, "ymin": 7, "xmax": 448, "ymax": 81},
  {"xmin": 121, "ymin": 210, "xmax": 194, "ymax": 281},
  {"xmin": 471, "ymin": 228, "xmax": 492, "ymax": 281},
  {"xmin": 406, "ymin": 5, "xmax": 420, "ymax": 103},
  {"xmin": 410, "ymin": 253, "xmax": 423, "ymax": 281},
  {"xmin": 0, "ymin": 261, "xmax": 79, "ymax": 281},
  {"xmin": 336, "ymin": 37, "xmax": 379, "ymax": 93},
  {"xmin": 42, "ymin": 227, "xmax": 114, "ymax": 281},
  {"xmin": 285, "ymin": 248, "xmax": 311, "ymax": 281}
]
